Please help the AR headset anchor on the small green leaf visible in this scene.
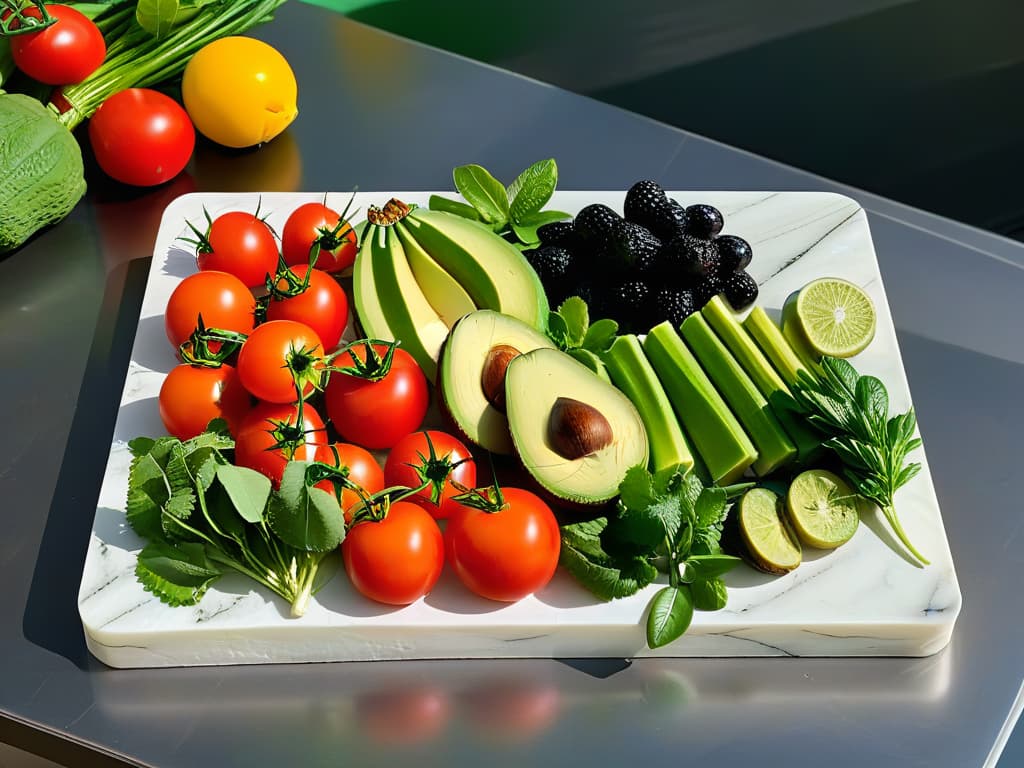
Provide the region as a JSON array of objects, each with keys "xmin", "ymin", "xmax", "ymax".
[
  {"xmin": 602, "ymin": 512, "xmax": 664, "ymax": 558},
  {"xmin": 822, "ymin": 357, "xmax": 859, "ymax": 400},
  {"xmin": 546, "ymin": 311, "xmax": 570, "ymax": 349},
  {"xmin": 568, "ymin": 348, "xmax": 608, "ymax": 379},
  {"xmin": 216, "ymin": 464, "xmax": 271, "ymax": 524},
  {"xmin": 507, "ymin": 158, "xmax": 558, "ymax": 223},
  {"xmin": 558, "ymin": 539, "xmax": 654, "ymax": 601},
  {"xmin": 582, "ymin": 318, "xmax": 619, "ymax": 353},
  {"xmin": 511, "ymin": 220, "xmax": 542, "ymax": 247},
  {"xmin": 202, "ymin": 484, "xmax": 247, "ymax": 544},
  {"xmin": 855, "ymin": 376, "xmax": 888, "ymax": 430},
  {"xmin": 684, "ymin": 554, "xmax": 741, "ymax": 582},
  {"xmin": 895, "ymin": 462, "xmax": 922, "ymax": 489},
  {"xmin": 617, "ymin": 465, "xmax": 656, "ymax": 512},
  {"xmin": 646, "ymin": 585, "xmax": 694, "ymax": 649},
  {"xmin": 135, "ymin": 541, "xmax": 222, "ymax": 607},
  {"xmin": 691, "ymin": 577, "xmax": 729, "ymax": 611},
  {"xmin": 557, "ymin": 296, "xmax": 590, "ymax": 347},
  {"xmin": 268, "ymin": 462, "xmax": 346, "ymax": 552},
  {"xmin": 453, "ymin": 164, "xmax": 509, "ymax": 226},
  {"xmin": 128, "ymin": 437, "xmax": 156, "ymax": 458},
  {"xmin": 126, "ymin": 485, "xmax": 164, "ymax": 541},
  {"xmin": 136, "ymin": 0, "xmax": 212, "ymax": 39},
  {"xmin": 428, "ymin": 194, "xmax": 481, "ymax": 221},
  {"xmin": 694, "ymin": 487, "xmax": 727, "ymax": 529}
]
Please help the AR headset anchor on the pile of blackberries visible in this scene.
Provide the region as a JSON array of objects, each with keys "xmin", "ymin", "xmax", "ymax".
[{"xmin": 523, "ymin": 181, "xmax": 759, "ymax": 333}]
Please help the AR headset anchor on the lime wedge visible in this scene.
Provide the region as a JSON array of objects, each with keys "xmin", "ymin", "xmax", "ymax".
[
  {"xmin": 791, "ymin": 278, "xmax": 876, "ymax": 358},
  {"xmin": 738, "ymin": 487, "xmax": 801, "ymax": 575},
  {"xmin": 786, "ymin": 469, "xmax": 860, "ymax": 549}
]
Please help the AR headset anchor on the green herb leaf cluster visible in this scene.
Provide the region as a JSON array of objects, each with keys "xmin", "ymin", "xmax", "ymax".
[
  {"xmin": 126, "ymin": 425, "xmax": 346, "ymax": 617},
  {"xmin": 560, "ymin": 465, "xmax": 743, "ymax": 649},
  {"xmin": 546, "ymin": 296, "xmax": 619, "ymax": 377},
  {"xmin": 428, "ymin": 159, "xmax": 570, "ymax": 247},
  {"xmin": 790, "ymin": 356, "xmax": 928, "ymax": 565}
]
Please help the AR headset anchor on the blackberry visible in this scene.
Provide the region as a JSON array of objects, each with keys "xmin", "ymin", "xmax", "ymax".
[
  {"xmin": 658, "ymin": 234, "xmax": 720, "ymax": 282},
  {"xmin": 693, "ymin": 274, "xmax": 725, "ymax": 308},
  {"xmin": 723, "ymin": 270, "xmax": 759, "ymax": 310},
  {"xmin": 613, "ymin": 280, "xmax": 655, "ymax": 332},
  {"xmin": 608, "ymin": 219, "xmax": 662, "ymax": 273},
  {"xmin": 649, "ymin": 198, "xmax": 688, "ymax": 241},
  {"xmin": 523, "ymin": 246, "xmax": 574, "ymax": 285},
  {"xmin": 568, "ymin": 280, "xmax": 608, "ymax": 316},
  {"xmin": 715, "ymin": 234, "xmax": 753, "ymax": 273},
  {"xmin": 537, "ymin": 220, "xmax": 578, "ymax": 249},
  {"xmin": 574, "ymin": 203, "xmax": 621, "ymax": 248},
  {"xmin": 624, "ymin": 180, "xmax": 668, "ymax": 230},
  {"xmin": 685, "ymin": 204, "xmax": 724, "ymax": 239},
  {"xmin": 655, "ymin": 288, "xmax": 696, "ymax": 327}
]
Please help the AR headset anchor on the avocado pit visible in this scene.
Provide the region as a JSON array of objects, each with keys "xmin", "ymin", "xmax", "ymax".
[
  {"xmin": 548, "ymin": 397, "xmax": 613, "ymax": 460},
  {"xmin": 481, "ymin": 344, "xmax": 520, "ymax": 412}
]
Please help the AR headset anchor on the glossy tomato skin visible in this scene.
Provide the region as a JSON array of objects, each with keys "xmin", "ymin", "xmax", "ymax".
[
  {"xmin": 88, "ymin": 89, "xmax": 195, "ymax": 187},
  {"xmin": 234, "ymin": 401, "xmax": 327, "ymax": 487},
  {"xmin": 383, "ymin": 431, "xmax": 476, "ymax": 520},
  {"xmin": 265, "ymin": 265, "xmax": 348, "ymax": 352},
  {"xmin": 281, "ymin": 202, "xmax": 357, "ymax": 273},
  {"xmin": 324, "ymin": 344, "xmax": 428, "ymax": 450},
  {"xmin": 10, "ymin": 5, "xmax": 105, "ymax": 85},
  {"xmin": 158, "ymin": 364, "xmax": 251, "ymax": 440},
  {"xmin": 164, "ymin": 270, "xmax": 256, "ymax": 349},
  {"xmin": 342, "ymin": 501, "xmax": 443, "ymax": 605},
  {"xmin": 198, "ymin": 211, "xmax": 279, "ymax": 289},
  {"xmin": 445, "ymin": 488, "xmax": 560, "ymax": 602},
  {"xmin": 237, "ymin": 320, "xmax": 324, "ymax": 403},
  {"xmin": 315, "ymin": 443, "xmax": 384, "ymax": 520}
]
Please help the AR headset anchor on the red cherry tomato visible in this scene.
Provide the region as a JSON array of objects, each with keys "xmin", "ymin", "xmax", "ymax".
[
  {"xmin": 10, "ymin": 4, "xmax": 105, "ymax": 85},
  {"xmin": 88, "ymin": 89, "xmax": 195, "ymax": 187},
  {"xmin": 314, "ymin": 443, "xmax": 384, "ymax": 520},
  {"xmin": 237, "ymin": 320, "xmax": 324, "ymax": 403},
  {"xmin": 383, "ymin": 431, "xmax": 476, "ymax": 520},
  {"xmin": 197, "ymin": 210, "xmax": 279, "ymax": 289},
  {"xmin": 234, "ymin": 401, "xmax": 327, "ymax": 487},
  {"xmin": 265, "ymin": 265, "xmax": 349, "ymax": 352},
  {"xmin": 342, "ymin": 501, "xmax": 443, "ymax": 605},
  {"xmin": 158, "ymin": 364, "xmax": 251, "ymax": 440},
  {"xmin": 282, "ymin": 202, "xmax": 357, "ymax": 273},
  {"xmin": 324, "ymin": 343, "xmax": 428, "ymax": 450},
  {"xmin": 445, "ymin": 488, "xmax": 560, "ymax": 602},
  {"xmin": 164, "ymin": 270, "xmax": 256, "ymax": 350}
]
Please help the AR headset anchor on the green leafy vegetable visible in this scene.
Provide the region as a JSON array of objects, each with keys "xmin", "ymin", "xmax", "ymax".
[
  {"xmin": 507, "ymin": 158, "xmax": 558, "ymax": 224},
  {"xmin": 452, "ymin": 164, "xmax": 509, "ymax": 227},
  {"xmin": 136, "ymin": 0, "xmax": 218, "ymax": 38},
  {"xmin": 547, "ymin": 297, "xmax": 619, "ymax": 355},
  {"xmin": 790, "ymin": 356, "xmax": 928, "ymax": 565},
  {"xmin": 560, "ymin": 464, "xmax": 742, "ymax": 649}
]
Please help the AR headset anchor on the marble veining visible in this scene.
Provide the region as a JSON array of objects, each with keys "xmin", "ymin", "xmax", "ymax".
[{"xmin": 76, "ymin": 191, "xmax": 962, "ymax": 667}]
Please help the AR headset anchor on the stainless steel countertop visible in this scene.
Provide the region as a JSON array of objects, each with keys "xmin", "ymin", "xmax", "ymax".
[{"xmin": 2, "ymin": 3, "xmax": 1022, "ymax": 766}]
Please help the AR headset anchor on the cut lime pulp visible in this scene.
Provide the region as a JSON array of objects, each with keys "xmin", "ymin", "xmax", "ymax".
[
  {"xmin": 738, "ymin": 487, "xmax": 801, "ymax": 575},
  {"xmin": 791, "ymin": 278, "xmax": 876, "ymax": 358},
  {"xmin": 786, "ymin": 469, "xmax": 860, "ymax": 549}
]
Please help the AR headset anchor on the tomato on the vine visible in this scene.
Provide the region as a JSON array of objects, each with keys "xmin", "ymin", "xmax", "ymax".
[
  {"xmin": 196, "ymin": 210, "xmax": 279, "ymax": 289},
  {"xmin": 342, "ymin": 501, "xmax": 443, "ymax": 605},
  {"xmin": 237, "ymin": 320, "xmax": 324, "ymax": 403},
  {"xmin": 445, "ymin": 487, "xmax": 560, "ymax": 602},
  {"xmin": 234, "ymin": 401, "xmax": 327, "ymax": 487},
  {"xmin": 281, "ymin": 202, "xmax": 357, "ymax": 273},
  {"xmin": 164, "ymin": 270, "xmax": 256, "ymax": 350},
  {"xmin": 10, "ymin": 4, "xmax": 105, "ymax": 85},
  {"xmin": 315, "ymin": 442, "xmax": 384, "ymax": 519},
  {"xmin": 265, "ymin": 265, "xmax": 348, "ymax": 352},
  {"xmin": 158, "ymin": 364, "xmax": 250, "ymax": 440},
  {"xmin": 383, "ymin": 431, "xmax": 476, "ymax": 520},
  {"xmin": 324, "ymin": 342, "xmax": 428, "ymax": 450}
]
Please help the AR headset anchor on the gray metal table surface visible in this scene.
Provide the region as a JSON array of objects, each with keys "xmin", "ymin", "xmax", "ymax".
[{"xmin": 1, "ymin": 3, "xmax": 1021, "ymax": 766}]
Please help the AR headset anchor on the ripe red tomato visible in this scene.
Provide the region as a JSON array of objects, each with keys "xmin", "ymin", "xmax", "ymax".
[
  {"xmin": 265, "ymin": 265, "xmax": 349, "ymax": 352},
  {"xmin": 324, "ymin": 343, "xmax": 428, "ymax": 450},
  {"xmin": 10, "ymin": 4, "xmax": 105, "ymax": 85},
  {"xmin": 234, "ymin": 401, "xmax": 327, "ymax": 487},
  {"xmin": 164, "ymin": 270, "xmax": 256, "ymax": 349},
  {"xmin": 282, "ymin": 202, "xmax": 357, "ymax": 273},
  {"xmin": 315, "ymin": 442, "xmax": 384, "ymax": 519},
  {"xmin": 88, "ymin": 89, "xmax": 195, "ymax": 187},
  {"xmin": 445, "ymin": 488, "xmax": 560, "ymax": 602},
  {"xmin": 342, "ymin": 501, "xmax": 443, "ymax": 605},
  {"xmin": 383, "ymin": 431, "xmax": 476, "ymax": 520},
  {"xmin": 197, "ymin": 211, "xmax": 279, "ymax": 289},
  {"xmin": 237, "ymin": 320, "xmax": 324, "ymax": 403},
  {"xmin": 158, "ymin": 364, "xmax": 251, "ymax": 440}
]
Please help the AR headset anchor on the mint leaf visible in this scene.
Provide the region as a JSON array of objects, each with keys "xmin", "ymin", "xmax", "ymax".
[
  {"xmin": 126, "ymin": 453, "xmax": 169, "ymax": 540},
  {"xmin": 646, "ymin": 585, "xmax": 694, "ymax": 649},
  {"xmin": 557, "ymin": 296, "xmax": 589, "ymax": 347},
  {"xmin": 128, "ymin": 436, "xmax": 155, "ymax": 458},
  {"xmin": 216, "ymin": 464, "xmax": 271, "ymax": 524},
  {"xmin": 268, "ymin": 461, "xmax": 346, "ymax": 552},
  {"xmin": 507, "ymin": 158, "xmax": 558, "ymax": 223},
  {"xmin": 682, "ymin": 554, "xmax": 741, "ymax": 582},
  {"xmin": 453, "ymin": 164, "xmax": 509, "ymax": 227},
  {"xmin": 511, "ymin": 210, "xmax": 571, "ymax": 246},
  {"xmin": 547, "ymin": 311, "xmax": 570, "ymax": 349},
  {"xmin": 691, "ymin": 577, "xmax": 729, "ymax": 611},
  {"xmin": 855, "ymin": 375, "xmax": 888, "ymax": 433},
  {"xmin": 428, "ymin": 194, "xmax": 481, "ymax": 221},
  {"xmin": 618, "ymin": 464, "xmax": 656, "ymax": 511},
  {"xmin": 202, "ymin": 483, "xmax": 247, "ymax": 544},
  {"xmin": 582, "ymin": 318, "xmax": 619, "ymax": 354},
  {"xmin": 135, "ymin": 541, "xmax": 222, "ymax": 607},
  {"xmin": 694, "ymin": 487, "xmax": 727, "ymax": 529},
  {"xmin": 136, "ymin": 0, "xmax": 217, "ymax": 39},
  {"xmin": 568, "ymin": 348, "xmax": 609, "ymax": 380},
  {"xmin": 559, "ymin": 540, "xmax": 655, "ymax": 601}
]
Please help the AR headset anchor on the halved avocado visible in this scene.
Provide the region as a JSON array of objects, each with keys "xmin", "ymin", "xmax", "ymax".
[
  {"xmin": 439, "ymin": 310, "xmax": 556, "ymax": 455},
  {"xmin": 505, "ymin": 348, "xmax": 649, "ymax": 507},
  {"xmin": 394, "ymin": 220, "xmax": 476, "ymax": 327}
]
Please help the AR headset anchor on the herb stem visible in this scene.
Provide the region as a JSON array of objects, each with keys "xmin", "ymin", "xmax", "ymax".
[{"xmin": 882, "ymin": 503, "xmax": 930, "ymax": 566}]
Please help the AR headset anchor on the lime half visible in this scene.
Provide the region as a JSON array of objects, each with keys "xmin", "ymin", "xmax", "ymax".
[
  {"xmin": 786, "ymin": 469, "xmax": 860, "ymax": 549},
  {"xmin": 792, "ymin": 278, "xmax": 876, "ymax": 358},
  {"xmin": 738, "ymin": 487, "xmax": 801, "ymax": 575}
]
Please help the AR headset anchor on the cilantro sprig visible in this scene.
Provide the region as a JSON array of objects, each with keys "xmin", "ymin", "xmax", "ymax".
[{"xmin": 560, "ymin": 465, "xmax": 748, "ymax": 649}]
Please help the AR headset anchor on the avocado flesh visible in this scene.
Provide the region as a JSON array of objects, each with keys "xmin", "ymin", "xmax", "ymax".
[
  {"xmin": 681, "ymin": 313, "xmax": 796, "ymax": 476},
  {"xmin": 506, "ymin": 347, "xmax": 648, "ymax": 505},
  {"xmin": 403, "ymin": 208, "xmax": 548, "ymax": 330},
  {"xmin": 394, "ymin": 220, "xmax": 476, "ymax": 327},
  {"xmin": 439, "ymin": 310, "xmax": 556, "ymax": 455},
  {"xmin": 643, "ymin": 322, "xmax": 756, "ymax": 485}
]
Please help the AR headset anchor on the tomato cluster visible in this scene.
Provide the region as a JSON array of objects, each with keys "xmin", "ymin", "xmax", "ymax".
[{"xmin": 158, "ymin": 200, "xmax": 561, "ymax": 608}]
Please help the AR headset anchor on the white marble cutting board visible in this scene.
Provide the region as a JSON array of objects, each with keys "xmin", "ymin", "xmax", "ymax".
[{"xmin": 77, "ymin": 191, "xmax": 962, "ymax": 668}]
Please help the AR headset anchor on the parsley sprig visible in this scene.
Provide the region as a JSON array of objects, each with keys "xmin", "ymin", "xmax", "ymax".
[{"xmin": 790, "ymin": 356, "xmax": 928, "ymax": 565}]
